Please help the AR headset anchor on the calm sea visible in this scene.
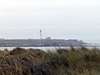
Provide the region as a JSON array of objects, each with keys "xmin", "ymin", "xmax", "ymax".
[
  {"xmin": 0, "ymin": 46, "xmax": 99, "ymax": 51},
  {"xmin": 0, "ymin": 47, "xmax": 72, "ymax": 51}
]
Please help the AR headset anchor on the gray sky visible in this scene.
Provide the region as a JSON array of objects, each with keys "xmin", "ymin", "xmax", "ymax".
[{"xmin": 0, "ymin": 0, "xmax": 98, "ymax": 43}]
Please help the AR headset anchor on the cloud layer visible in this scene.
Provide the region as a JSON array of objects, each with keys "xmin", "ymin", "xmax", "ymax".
[{"xmin": 0, "ymin": 0, "xmax": 98, "ymax": 43}]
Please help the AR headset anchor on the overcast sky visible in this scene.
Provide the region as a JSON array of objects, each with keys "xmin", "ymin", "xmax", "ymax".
[{"xmin": 0, "ymin": 0, "xmax": 98, "ymax": 43}]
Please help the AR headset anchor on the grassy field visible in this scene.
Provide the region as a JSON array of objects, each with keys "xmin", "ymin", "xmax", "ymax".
[{"xmin": 0, "ymin": 47, "xmax": 100, "ymax": 75}]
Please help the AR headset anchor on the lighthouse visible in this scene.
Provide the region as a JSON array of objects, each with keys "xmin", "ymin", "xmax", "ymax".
[{"xmin": 40, "ymin": 29, "xmax": 42, "ymax": 46}]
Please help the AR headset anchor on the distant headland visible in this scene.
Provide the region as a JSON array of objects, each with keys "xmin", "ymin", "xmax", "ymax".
[{"xmin": 0, "ymin": 37, "xmax": 88, "ymax": 47}]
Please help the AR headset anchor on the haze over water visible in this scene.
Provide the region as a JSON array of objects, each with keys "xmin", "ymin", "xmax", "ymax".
[{"xmin": 0, "ymin": 0, "xmax": 98, "ymax": 43}]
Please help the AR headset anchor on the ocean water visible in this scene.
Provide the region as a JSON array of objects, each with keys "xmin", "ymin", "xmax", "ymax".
[
  {"xmin": 0, "ymin": 46, "xmax": 99, "ymax": 51},
  {"xmin": 0, "ymin": 47, "xmax": 69, "ymax": 51}
]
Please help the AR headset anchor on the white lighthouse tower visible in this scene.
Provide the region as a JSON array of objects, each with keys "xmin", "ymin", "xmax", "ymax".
[{"xmin": 40, "ymin": 29, "xmax": 42, "ymax": 47}]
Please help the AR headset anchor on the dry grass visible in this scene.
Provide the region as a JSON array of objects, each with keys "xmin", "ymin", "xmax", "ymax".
[{"xmin": 0, "ymin": 47, "xmax": 99, "ymax": 75}]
